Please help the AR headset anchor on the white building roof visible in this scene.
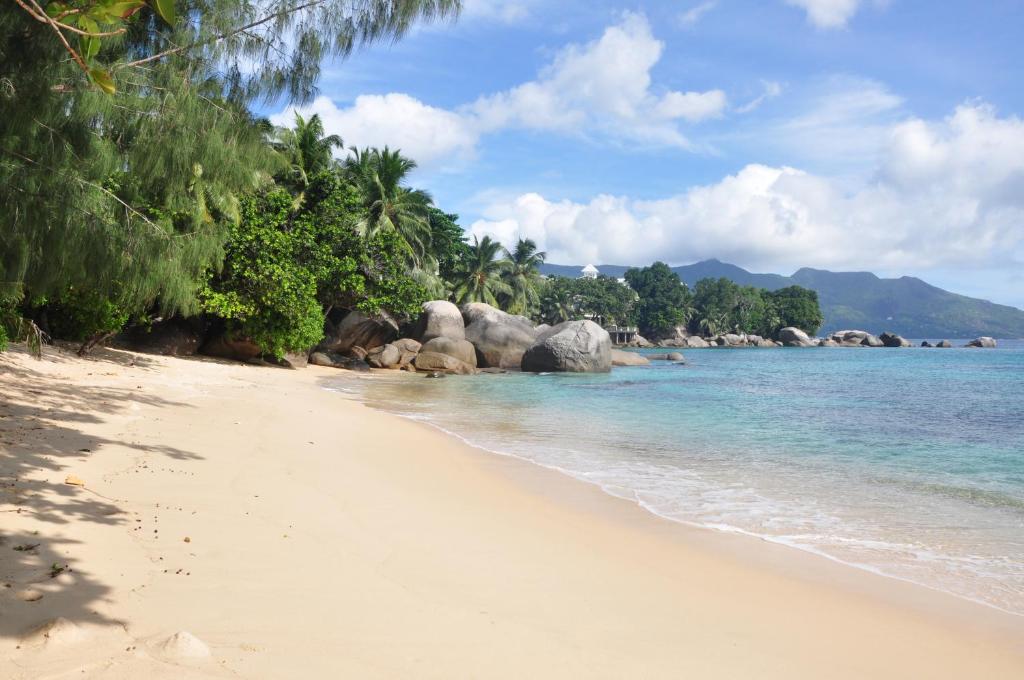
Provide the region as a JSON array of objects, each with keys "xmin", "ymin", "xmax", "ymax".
[{"xmin": 581, "ymin": 264, "xmax": 599, "ymax": 274}]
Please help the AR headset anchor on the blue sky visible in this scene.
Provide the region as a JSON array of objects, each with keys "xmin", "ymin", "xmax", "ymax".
[{"xmin": 271, "ymin": 0, "xmax": 1024, "ymax": 307}]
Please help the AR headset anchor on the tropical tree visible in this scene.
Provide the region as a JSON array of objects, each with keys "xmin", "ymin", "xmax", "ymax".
[
  {"xmin": 273, "ymin": 112, "xmax": 343, "ymax": 208},
  {"xmin": 624, "ymin": 262, "xmax": 693, "ymax": 338},
  {"xmin": 0, "ymin": 0, "xmax": 460, "ymax": 330},
  {"xmin": 451, "ymin": 236, "xmax": 512, "ymax": 306},
  {"xmin": 345, "ymin": 147, "xmax": 433, "ymax": 265},
  {"xmin": 500, "ymin": 238, "xmax": 546, "ymax": 316}
]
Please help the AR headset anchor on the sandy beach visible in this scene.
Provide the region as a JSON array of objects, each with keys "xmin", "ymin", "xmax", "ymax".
[{"xmin": 1, "ymin": 345, "xmax": 1022, "ymax": 679}]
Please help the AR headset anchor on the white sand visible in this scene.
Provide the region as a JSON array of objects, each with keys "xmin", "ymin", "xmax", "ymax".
[{"xmin": 1, "ymin": 344, "xmax": 1022, "ymax": 679}]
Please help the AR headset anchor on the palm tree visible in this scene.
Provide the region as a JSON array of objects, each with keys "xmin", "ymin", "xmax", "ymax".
[
  {"xmin": 451, "ymin": 235, "xmax": 512, "ymax": 306},
  {"xmin": 273, "ymin": 112, "xmax": 344, "ymax": 208},
  {"xmin": 345, "ymin": 147, "xmax": 433, "ymax": 266},
  {"xmin": 500, "ymin": 238, "xmax": 546, "ymax": 316}
]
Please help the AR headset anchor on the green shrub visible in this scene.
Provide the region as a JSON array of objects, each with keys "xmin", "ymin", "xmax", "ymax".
[{"xmin": 40, "ymin": 288, "xmax": 131, "ymax": 343}]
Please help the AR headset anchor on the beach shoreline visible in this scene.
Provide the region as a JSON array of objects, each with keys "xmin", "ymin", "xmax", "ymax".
[{"xmin": 2, "ymin": 344, "xmax": 1023, "ymax": 679}]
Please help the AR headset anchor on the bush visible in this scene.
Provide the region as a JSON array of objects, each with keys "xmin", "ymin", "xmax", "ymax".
[
  {"xmin": 200, "ymin": 191, "xmax": 325, "ymax": 359},
  {"xmin": 40, "ymin": 288, "xmax": 131, "ymax": 343}
]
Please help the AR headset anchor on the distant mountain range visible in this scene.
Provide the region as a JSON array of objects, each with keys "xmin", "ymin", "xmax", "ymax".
[{"xmin": 539, "ymin": 259, "xmax": 1024, "ymax": 338}]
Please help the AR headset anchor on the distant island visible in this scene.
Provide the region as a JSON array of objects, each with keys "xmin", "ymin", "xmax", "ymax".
[{"xmin": 540, "ymin": 260, "xmax": 1024, "ymax": 338}]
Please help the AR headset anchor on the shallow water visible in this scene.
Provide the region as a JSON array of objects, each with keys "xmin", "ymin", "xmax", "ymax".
[{"xmin": 337, "ymin": 340, "xmax": 1024, "ymax": 615}]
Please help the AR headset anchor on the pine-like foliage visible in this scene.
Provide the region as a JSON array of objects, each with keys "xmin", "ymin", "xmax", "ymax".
[{"xmin": 0, "ymin": 0, "xmax": 461, "ymax": 316}]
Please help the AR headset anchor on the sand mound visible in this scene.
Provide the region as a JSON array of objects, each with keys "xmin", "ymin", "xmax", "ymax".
[
  {"xmin": 153, "ymin": 631, "xmax": 211, "ymax": 660},
  {"xmin": 20, "ymin": 617, "xmax": 87, "ymax": 647}
]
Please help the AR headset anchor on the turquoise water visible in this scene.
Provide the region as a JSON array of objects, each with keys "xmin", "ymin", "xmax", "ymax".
[{"xmin": 340, "ymin": 341, "xmax": 1024, "ymax": 615}]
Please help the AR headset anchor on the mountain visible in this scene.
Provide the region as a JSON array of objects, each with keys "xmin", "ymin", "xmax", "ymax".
[{"xmin": 539, "ymin": 259, "xmax": 1024, "ymax": 338}]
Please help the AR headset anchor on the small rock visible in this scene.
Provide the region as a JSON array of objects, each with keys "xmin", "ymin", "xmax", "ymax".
[{"xmin": 183, "ymin": 537, "xmax": 191, "ymax": 543}]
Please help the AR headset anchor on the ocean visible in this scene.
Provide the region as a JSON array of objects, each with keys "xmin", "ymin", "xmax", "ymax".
[{"xmin": 336, "ymin": 340, "xmax": 1024, "ymax": 616}]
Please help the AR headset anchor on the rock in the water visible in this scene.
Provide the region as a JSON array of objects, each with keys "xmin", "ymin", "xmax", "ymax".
[
  {"xmin": 414, "ymin": 351, "xmax": 476, "ymax": 375},
  {"xmin": 778, "ymin": 327, "xmax": 814, "ymax": 347},
  {"xmin": 631, "ymin": 334, "xmax": 654, "ymax": 348},
  {"xmin": 921, "ymin": 341, "xmax": 934, "ymax": 348},
  {"xmin": 832, "ymin": 330, "xmax": 870, "ymax": 347},
  {"xmin": 861, "ymin": 334, "xmax": 884, "ymax": 348},
  {"xmin": 424, "ymin": 371, "xmax": 447, "ymax": 378},
  {"xmin": 521, "ymin": 320, "xmax": 611, "ymax": 373},
  {"xmin": 936, "ymin": 340, "xmax": 953, "ymax": 348},
  {"xmin": 200, "ymin": 334, "xmax": 262, "ymax": 362},
  {"xmin": 684, "ymin": 336, "xmax": 710, "ymax": 349},
  {"xmin": 879, "ymin": 332, "xmax": 911, "ymax": 348},
  {"xmin": 611, "ymin": 349, "xmax": 650, "ymax": 366},
  {"xmin": 462, "ymin": 303, "xmax": 538, "ymax": 368},
  {"xmin": 420, "ymin": 336, "xmax": 478, "ymax": 367},
  {"xmin": 367, "ymin": 343, "xmax": 402, "ymax": 369},
  {"xmin": 666, "ymin": 352, "xmax": 685, "ymax": 361},
  {"xmin": 721, "ymin": 333, "xmax": 745, "ymax": 346},
  {"xmin": 154, "ymin": 631, "xmax": 211, "ymax": 660},
  {"xmin": 415, "ymin": 301, "xmax": 465, "ymax": 342},
  {"xmin": 319, "ymin": 311, "xmax": 398, "ymax": 353},
  {"xmin": 966, "ymin": 337, "xmax": 997, "ymax": 348},
  {"xmin": 819, "ymin": 338, "xmax": 840, "ymax": 347}
]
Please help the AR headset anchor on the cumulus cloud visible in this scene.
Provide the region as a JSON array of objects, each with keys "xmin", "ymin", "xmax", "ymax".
[
  {"xmin": 469, "ymin": 104, "xmax": 1024, "ymax": 277},
  {"xmin": 784, "ymin": 0, "xmax": 863, "ymax": 28},
  {"xmin": 270, "ymin": 94, "xmax": 479, "ymax": 168},
  {"xmin": 469, "ymin": 13, "xmax": 727, "ymax": 147},
  {"xmin": 273, "ymin": 14, "xmax": 731, "ymax": 164}
]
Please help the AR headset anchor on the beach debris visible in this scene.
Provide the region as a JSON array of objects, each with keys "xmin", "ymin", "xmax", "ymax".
[
  {"xmin": 13, "ymin": 543, "xmax": 40, "ymax": 552},
  {"xmin": 49, "ymin": 563, "xmax": 69, "ymax": 578},
  {"xmin": 16, "ymin": 588, "xmax": 44, "ymax": 602},
  {"xmin": 64, "ymin": 474, "xmax": 85, "ymax": 486},
  {"xmin": 153, "ymin": 631, "xmax": 211, "ymax": 660},
  {"xmin": 183, "ymin": 536, "xmax": 191, "ymax": 543},
  {"xmin": 20, "ymin": 617, "xmax": 86, "ymax": 647}
]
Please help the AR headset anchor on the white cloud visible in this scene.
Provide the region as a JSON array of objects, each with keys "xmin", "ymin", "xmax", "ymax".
[
  {"xmin": 468, "ymin": 13, "xmax": 727, "ymax": 148},
  {"xmin": 274, "ymin": 14, "xmax": 731, "ymax": 164},
  {"xmin": 270, "ymin": 94, "xmax": 479, "ymax": 169},
  {"xmin": 679, "ymin": 1, "xmax": 719, "ymax": 27},
  {"xmin": 469, "ymin": 104, "xmax": 1024, "ymax": 278},
  {"xmin": 784, "ymin": 0, "xmax": 862, "ymax": 28},
  {"xmin": 736, "ymin": 80, "xmax": 784, "ymax": 114},
  {"xmin": 461, "ymin": 0, "xmax": 531, "ymax": 24}
]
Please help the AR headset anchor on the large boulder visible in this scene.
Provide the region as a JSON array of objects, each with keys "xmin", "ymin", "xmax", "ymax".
[
  {"xmin": 367, "ymin": 343, "xmax": 402, "ymax": 369},
  {"xmin": 936, "ymin": 340, "xmax": 953, "ymax": 348},
  {"xmin": 121, "ymin": 318, "xmax": 203, "ymax": 356},
  {"xmin": 966, "ymin": 337, "xmax": 997, "ymax": 348},
  {"xmin": 921, "ymin": 341, "xmax": 934, "ymax": 348},
  {"xmin": 415, "ymin": 301, "xmax": 465, "ymax": 343},
  {"xmin": 420, "ymin": 336, "xmax": 478, "ymax": 367},
  {"xmin": 277, "ymin": 351, "xmax": 308, "ymax": 369},
  {"xmin": 861, "ymin": 334, "xmax": 884, "ymax": 348},
  {"xmin": 879, "ymin": 332, "xmax": 911, "ymax": 348},
  {"xmin": 414, "ymin": 351, "xmax": 476, "ymax": 375},
  {"xmin": 611, "ymin": 349, "xmax": 650, "ymax": 367},
  {"xmin": 684, "ymin": 336, "xmax": 711, "ymax": 349},
  {"xmin": 818, "ymin": 338, "xmax": 840, "ymax": 347},
  {"xmin": 832, "ymin": 330, "xmax": 870, "ymax": 347},
  {"xmin": 390, "ymin": 338, "xmax": 422, "ymax": 368},
  {"xmin": 461, "ymin": 303, "xmax": 539, "ymax": 369},
  {"xmin": 721, "ymin": 333, "xmax": 745, "ymax": 347},
  {"xmin": 200, "ymin": 334, "xmax": 262, "ymax": 362},
  {"xmin": 319, "ymin": 311, "xmax": 398, "ymax": 353},
  {"xmin": 309, "ymin": 352, "xmax": 370, "ymax": 372},
  {"xmin": 778, "ymin": 327, "xmax": 814, "ymax": 347},
  {"xmin": 521, "ymin": 320, "xmax": 612, "ymax": 373}
]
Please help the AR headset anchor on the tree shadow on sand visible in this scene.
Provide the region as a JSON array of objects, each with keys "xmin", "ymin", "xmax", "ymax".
[{"xmin": 0, "ymin": 346, "xmax": 203, "ymax": 639}]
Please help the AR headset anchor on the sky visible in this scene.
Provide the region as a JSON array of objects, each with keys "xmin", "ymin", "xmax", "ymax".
[{"xmin": 269, "ymin": 0, "xmax": 1024, "ymax": 308}]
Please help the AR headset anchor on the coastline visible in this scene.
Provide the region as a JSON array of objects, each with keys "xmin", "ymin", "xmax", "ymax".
[{"xmin": 2, "ymin": 346, "xmax": 1023, "ymax": 678}]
